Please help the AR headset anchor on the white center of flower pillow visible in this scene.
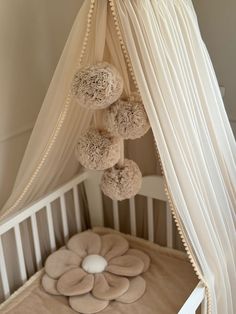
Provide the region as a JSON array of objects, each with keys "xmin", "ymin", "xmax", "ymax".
[{"xmin": 82, "ymin": 254, "xmax": 108, "ymax": 274}]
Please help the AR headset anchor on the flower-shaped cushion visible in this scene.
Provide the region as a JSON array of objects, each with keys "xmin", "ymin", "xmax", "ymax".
[{"xmin": 42, "ymin": 231, "xmax": 150, "ymax": 314}]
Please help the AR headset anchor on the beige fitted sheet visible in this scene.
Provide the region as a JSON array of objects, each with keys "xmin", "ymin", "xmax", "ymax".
[{"xmin": 0, "ymin": 227, "xmax": 198, "ymax": 314}]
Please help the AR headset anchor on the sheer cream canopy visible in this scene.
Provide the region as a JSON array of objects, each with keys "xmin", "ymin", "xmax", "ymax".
[{"xmin": 0, "ymin": 0, "xmax": 235, "ymax": 313}]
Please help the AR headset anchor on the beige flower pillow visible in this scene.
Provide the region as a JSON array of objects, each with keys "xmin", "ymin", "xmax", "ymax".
[{"xmin": 42, "ymin": 231, "xmax": 150, "ymax": 313}]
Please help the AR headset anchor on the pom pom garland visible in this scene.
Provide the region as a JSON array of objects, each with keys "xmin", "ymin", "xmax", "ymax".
[
  {"xmin": 72, "ymin": 61, "xmax": 149, "ymax": 200},
  {"xmin": 72, "ymin": 62, "xmax": 124, "ymax": 109},
  {"xmin": 104, "ymin": 100, "xmax": 150, "ymax": 139},
  {"xmin": 101, "ymin": 159, "xmax": 142, "ymax": 201},
  {"xmin": 75, "ymin": 129, "xmax": 121, "ymax": 171}
]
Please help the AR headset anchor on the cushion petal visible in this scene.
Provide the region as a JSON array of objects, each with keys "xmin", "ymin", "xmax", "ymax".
[
  {"xmin": 45, "ymin": 250, "xmax": 81, "ymax": 279},
  {"xmin": 127, "ymin": 249, "xmax": 150, "ymax": 272},
  {"xmin": 106, "ymin": 255, "xmax": 144, "ymax": 277},
  {"xmin": 92, "ymin": 272, "xmax": 129, "ymax": 301},
  {"xmin": 67, "ymin": 231, "xmax": 102, "ymax": 258},
  {"xmin": 69, "ymin": 293, "xmax": 109, "ymax": 314},
  {"xmin": 42, "ymin": 274, "xmax": 60, "ymax": 295},
  {"xmin": 116, "ymin": 276, "xmax": 146, "ymax": 303},
  {"xmin": 100, "ymin": 234, "xmax": 129, "ymax": 261},
  {"xmin": 57, "ymin": 268, "xmax": 94, "ymax": 296}
]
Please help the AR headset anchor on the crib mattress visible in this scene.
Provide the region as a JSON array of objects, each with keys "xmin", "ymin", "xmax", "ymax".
[{"xmin": 0, "ymin": 227, "xmax": 198, "ymax": 314}]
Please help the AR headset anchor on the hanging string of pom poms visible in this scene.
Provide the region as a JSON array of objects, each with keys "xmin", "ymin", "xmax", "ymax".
[{"xmin": 73, "ymin": 62, "xmax": 150, "ymax": 201}]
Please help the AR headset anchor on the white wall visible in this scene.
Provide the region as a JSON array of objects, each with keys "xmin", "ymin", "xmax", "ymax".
[
  {"xmin": 193, "ymin": 0, "xmax": 236, "ymax": 137},
  {"xmin": 0, "ymin": 0, "xmax": 83, "ymax": 208}
]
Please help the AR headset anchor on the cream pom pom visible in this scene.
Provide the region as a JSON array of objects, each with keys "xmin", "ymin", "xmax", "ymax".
[
  {"xmin": 72, "ymin": 62, "xmax": 124, "ymax": 109},
  {"xmin": 101, "ymin": 159, "xmax": 142, "ymax": 201},
  {"xmin": 75, "ymin": 129, "xmax": 121, "ymax": 171},
  {"xmin": 104, "ymin": 100, "xmax": 150, "ymax": 139}
]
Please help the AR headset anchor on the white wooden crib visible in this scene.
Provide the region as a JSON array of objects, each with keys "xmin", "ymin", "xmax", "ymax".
[{"xmin": 0, "ymin": 170, "xmax": 205, "ymax": 313}]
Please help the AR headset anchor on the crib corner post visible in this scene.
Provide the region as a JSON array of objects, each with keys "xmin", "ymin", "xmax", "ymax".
[{"xmin": 84, "ymin": 170, "xmax": 104, "ymax": 227}]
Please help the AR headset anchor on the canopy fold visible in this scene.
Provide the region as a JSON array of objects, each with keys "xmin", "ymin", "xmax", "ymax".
[{"xmin": 115, "ymin": 1, "xmax": 235, "ymax": 312}]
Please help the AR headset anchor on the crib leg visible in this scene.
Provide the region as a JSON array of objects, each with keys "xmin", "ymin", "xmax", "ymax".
[{"xmin": 84, "ymin": 170, "xmax": 104, "ymax": 227}]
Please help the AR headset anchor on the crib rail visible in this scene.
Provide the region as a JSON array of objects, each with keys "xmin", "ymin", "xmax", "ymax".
[
  {"xmin": 0, "ymin": 170, "xmax": 89, "ymax": 300},
  {"xmin": 0, "ymin": 170, "xmax": 205, "ymax": 313},
  {"xmin": 110, "ymin": 175, "xmax": 174, "ymax": 247},
  {"xmin": 0, "ymin": 171, "xmax": 174, "ymax": 300},
  {"xmin": 178, "ymin": 282, "xmax": 205, "ymax": 314},
  {"xmin": 0, "ymin": 171, "xmax": 88, "ymax": 237}
]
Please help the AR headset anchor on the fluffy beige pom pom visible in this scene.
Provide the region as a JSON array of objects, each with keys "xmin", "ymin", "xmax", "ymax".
[
  {"xmin": 101, "ymin": 159, "xmax": 142, "ymax": 201},
  {"xmin": 72, "ymin": 62, "xmax": 123, "ymax": 109},
  {"xmin": 104, "ymin": 100, "xmax": 150, "ymax": 139},
  {"xmin": 75, "ymin": 129, "xmax": 121, "ymax": 171}
]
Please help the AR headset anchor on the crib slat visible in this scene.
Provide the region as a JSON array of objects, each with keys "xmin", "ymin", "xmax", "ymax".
[
  {"xmin": 147, "ymin": 197, "xmax": 154, "ymax": 242},
  {"xmin": 112, "ymin": 200, "xmax": 120, "ymax": 231},
  {"xmin": 30, "ymin": 213, "xmax": 42, "ymax": 270},
  {"xmin": 166, "ymin": 203, "xmax": 173, "ymax": 248},
  {"xmin": 14, "ymin": 225, "xmax": 27, "ymax": 283},
  {"xmin": 178, "ymin": 282, "xmax": 205, "ymax": 313},
  {"xmin": 129, "ymin": 197, "xmax": 136, "ymax": 236},
  {"xmin": 46, "ymin": 204, "xmax": 56, "ymax": 252},
  {"xmin": 73, "ymin": 186, "xmax": 82, "ymax": 232},
  {"xmin": 60, "ymin": 195, "xmax": 69, "ymax": 243},
  {"xmin": 0, "ymin": 236, "xmax": 10, "ymax": 299}
]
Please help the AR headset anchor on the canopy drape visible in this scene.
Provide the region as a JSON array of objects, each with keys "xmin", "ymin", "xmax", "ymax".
[
  {"xmin": 0, "ymin": 0, "xmax": 235, "ymax": 313},
  {"xmin": 115, "ymin": 1, "xmax": 236, "ymax": 313}
]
